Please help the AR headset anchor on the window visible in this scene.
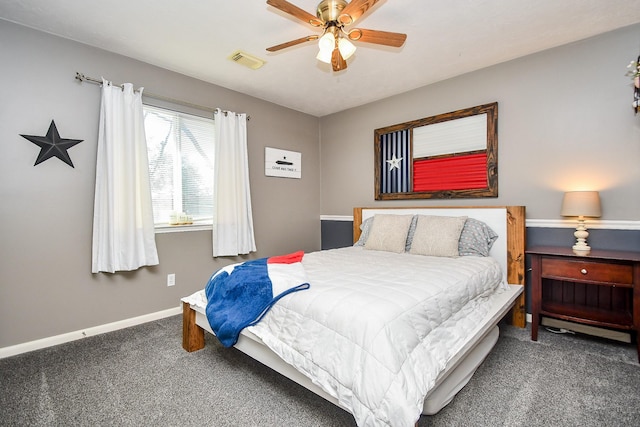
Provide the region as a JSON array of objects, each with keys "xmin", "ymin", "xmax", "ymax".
[{"xmin": 143, "ymin": 105, "xmax": 215, "ymax": 226}]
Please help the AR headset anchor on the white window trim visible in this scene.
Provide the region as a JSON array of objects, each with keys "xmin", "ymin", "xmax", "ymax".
[{"xmin": 155, "ymin": 223, "xmax": 212, "ymax": 233}]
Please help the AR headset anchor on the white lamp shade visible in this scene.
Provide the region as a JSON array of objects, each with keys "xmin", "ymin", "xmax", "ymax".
[
  {"xmin": 338, "ymin": 38, "xmax": 356, "ymax": 60},
  {"xmin": 560, "ymin": 191, "xmax": 602, "ymax": 218},
  {"xmin": 318, "ymin": 32, "xmax": 335, "ymax": 52},
  {"xmin": 316, "ymin": 48, "xmax": 332, "ymax": 64}
]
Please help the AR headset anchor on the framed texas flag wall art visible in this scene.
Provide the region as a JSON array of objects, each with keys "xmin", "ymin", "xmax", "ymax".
[
  {"xmin": 374, "ymin": 102, "xmax": 498, "ymax": 200},
  {"xmin": 265, "ymin": 147, "xmax": 302, "ymax": 179}
]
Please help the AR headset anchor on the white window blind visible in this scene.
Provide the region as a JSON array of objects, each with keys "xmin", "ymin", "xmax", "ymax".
[{"xmin": 143, "ymin": 105, "xmax": 215, "ymax": 226}]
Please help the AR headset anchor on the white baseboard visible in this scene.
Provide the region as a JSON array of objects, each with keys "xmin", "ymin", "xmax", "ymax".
[{"xmin": 0, "ymin": 306, "xmax": 182, "ymax": 359}]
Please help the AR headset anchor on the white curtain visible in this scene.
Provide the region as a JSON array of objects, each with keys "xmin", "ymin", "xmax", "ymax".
[
  {"xmin": 212, "ymin": 109, "xmax": 256, "ymax": 257},
  {"xmin": 92, "ymin": 79, "xmax": 159, "ymax": 273}
]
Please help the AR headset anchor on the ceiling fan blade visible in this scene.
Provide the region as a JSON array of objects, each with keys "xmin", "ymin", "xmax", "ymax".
[
  {"xmin": 347, "ymin": 28, "xmax": 407, "ymax": 47},
  {"xmin": 338, "ymin": 0, "xmax": 379, "ymax": 25},
  {"xmin": 331, "ymin": 47, "xmax": 347, "ymax": 72},
  {"xmin": 266, "ymin": 35, "xmax": 319, "ymax": 52},
  {"xmin": 266, "ymin": 0, "xmax": 324, "ymax": 27}
]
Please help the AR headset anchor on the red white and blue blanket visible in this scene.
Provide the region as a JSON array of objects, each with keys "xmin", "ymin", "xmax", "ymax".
[{"xmin": 205, "ymin": 251, "xmax": 310, "ymax": 347}]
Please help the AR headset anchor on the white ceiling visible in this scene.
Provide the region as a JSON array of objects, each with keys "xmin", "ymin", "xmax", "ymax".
[{"xmin": 2, "ymin": 0, "xmax": 640, "ymax": 117}]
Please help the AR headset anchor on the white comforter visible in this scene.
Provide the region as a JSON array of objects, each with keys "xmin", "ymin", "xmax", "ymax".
[{"xmin": 243, "ymin": 246, "xmax": 505, "ymax": 427}]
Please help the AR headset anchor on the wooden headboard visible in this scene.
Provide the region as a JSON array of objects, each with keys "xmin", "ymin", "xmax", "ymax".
[{"xmin": 353, "ymin": 206, "xmax": 526, "ymax": 327}]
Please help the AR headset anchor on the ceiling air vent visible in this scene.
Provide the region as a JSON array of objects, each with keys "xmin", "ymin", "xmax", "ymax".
[{"xmin": 229, "ymin": 51, "xmax": 265, "ymax": 70}]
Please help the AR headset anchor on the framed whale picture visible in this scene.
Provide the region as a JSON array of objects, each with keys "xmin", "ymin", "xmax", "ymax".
[{"xmin": 265, "ymin": 147, "xmax": 301, "ymax": 179}]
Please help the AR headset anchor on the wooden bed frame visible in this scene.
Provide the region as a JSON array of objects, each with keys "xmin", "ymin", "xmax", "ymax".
[{"xmin": 182, "ymin": 205, "xmax": 526, "ymax": 420}]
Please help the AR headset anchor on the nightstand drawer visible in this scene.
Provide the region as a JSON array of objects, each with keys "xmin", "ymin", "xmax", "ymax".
[{"xmin": 541, "ymin": 258, "xmax": 633, "ymax": 285}]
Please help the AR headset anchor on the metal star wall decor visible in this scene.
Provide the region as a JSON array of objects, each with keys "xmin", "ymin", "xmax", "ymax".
[{"xmin": 20, "ymin": 120, "xmax": 83, "ymax": 167}]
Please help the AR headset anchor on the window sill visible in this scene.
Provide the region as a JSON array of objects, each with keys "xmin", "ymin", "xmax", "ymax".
[{"xmin": 155, "ymin": 223, "xmax": 212, "ymax": 234}]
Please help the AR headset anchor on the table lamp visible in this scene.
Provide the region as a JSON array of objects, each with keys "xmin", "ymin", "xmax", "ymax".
[{"xmin": 560, "ymin": 191, "xmax": 601, "ymax": 254}]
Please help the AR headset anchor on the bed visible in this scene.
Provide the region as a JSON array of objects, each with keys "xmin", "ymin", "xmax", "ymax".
[{"xmin": 182, "ymin": 206, "xmax": 526, "ymax": 426}]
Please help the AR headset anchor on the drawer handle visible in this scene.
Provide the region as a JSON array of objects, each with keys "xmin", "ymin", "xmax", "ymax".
[{"xmin": 580, "ymin": 268, "xmax": 588, "ymax": 275}]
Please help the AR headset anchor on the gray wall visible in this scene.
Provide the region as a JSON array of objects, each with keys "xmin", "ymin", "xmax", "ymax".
[
  {"xmin": 0, "ymin": 20, "xmax": 321, "ymax": 348},
  {"xmin": 319, "ymin": 24, "xmax": 640, "ymax": 220}
]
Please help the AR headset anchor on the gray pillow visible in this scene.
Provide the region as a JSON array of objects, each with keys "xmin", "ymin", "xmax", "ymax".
[
  {"xmin": 404, "ymin": 215, "xmax": 418, "ymax": 251},
  {"xmin": 458, "ymin": 218, "xmax": 499, "ymax": 257},
  {"xmin": 354, "ymin": 216, "xmax": 374, "ymax": 246}
]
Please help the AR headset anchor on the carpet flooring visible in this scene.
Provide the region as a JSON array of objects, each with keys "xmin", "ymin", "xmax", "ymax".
[{"xmin": 1, "ymin": 315, "xmax": 638, "ymax": 426}]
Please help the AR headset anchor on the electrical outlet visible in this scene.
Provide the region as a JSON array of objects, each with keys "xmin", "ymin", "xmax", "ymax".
[{"xmin": 167, "ymin": 273, "xmax": 176, "ymax": 287}]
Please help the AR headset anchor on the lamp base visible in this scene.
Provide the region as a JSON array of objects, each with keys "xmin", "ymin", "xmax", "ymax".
[
  {"xmin": 572, "ymin": 244, "xmax": 591, "ymax": 255},
  {"xmin": 572, "ymin": 219, "xmax": 591, "ymax": 254}
]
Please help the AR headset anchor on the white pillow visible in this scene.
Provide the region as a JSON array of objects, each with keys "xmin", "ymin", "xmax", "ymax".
[
  {"xmin": 364, "ymin": 214, "xmax": 414, "ymax": 253},
  {"xmin": 409, "ymin": 215, "xmax": 468, "ymax": 257}
]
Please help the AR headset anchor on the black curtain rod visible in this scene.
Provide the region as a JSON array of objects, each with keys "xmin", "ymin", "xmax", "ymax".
[{"xmin": 75, "ymin": 72, "xmax": 250, "ymax": 120}]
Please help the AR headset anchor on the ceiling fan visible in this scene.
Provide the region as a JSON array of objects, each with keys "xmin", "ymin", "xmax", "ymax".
[{"xmin": 266, "ymin": 0, "xmax": 407, "ymax": 72}]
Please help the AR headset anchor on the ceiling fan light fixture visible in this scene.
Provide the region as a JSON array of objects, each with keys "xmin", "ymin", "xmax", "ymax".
[
  {"xmin": 338, "ymin": 37, "xmax": 356, "ymax": 60},
  {"xmin": 266, "ymin": 0, "xmax": 406, "ymax": 72}
]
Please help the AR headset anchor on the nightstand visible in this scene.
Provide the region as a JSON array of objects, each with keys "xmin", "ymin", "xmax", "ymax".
[{"xmin": 527, "ymin": 246, "xmax": 640, "ymax": 362}]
